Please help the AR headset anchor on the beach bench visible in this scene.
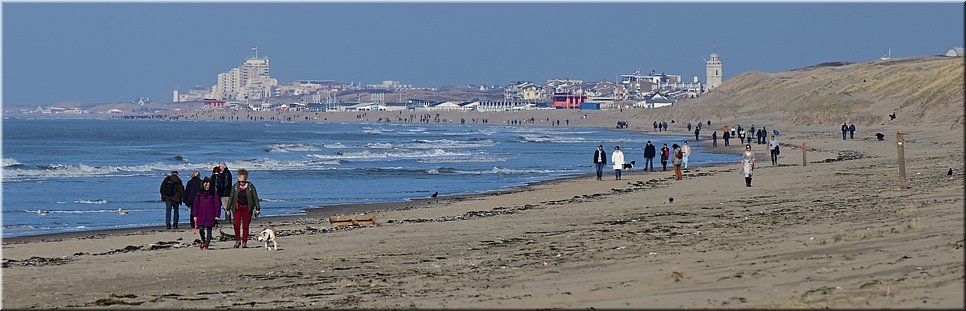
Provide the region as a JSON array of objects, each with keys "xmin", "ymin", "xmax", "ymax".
[{"xmin": 328, "ymin": 215, "xmax": 379, "ymax": 228}]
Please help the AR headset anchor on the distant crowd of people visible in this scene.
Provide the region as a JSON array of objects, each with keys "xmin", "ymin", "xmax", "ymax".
[{"xmin": 596, "ymin": 119, "xmax": 785, "ymax": 187}]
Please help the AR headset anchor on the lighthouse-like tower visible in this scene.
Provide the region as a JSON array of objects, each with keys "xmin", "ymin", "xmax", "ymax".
[{"xmin": 705, "ymin": 52, "xmax": 722, "ymax": 91}]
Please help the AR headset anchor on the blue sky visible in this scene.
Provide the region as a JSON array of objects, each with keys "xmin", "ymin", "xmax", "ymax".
[{"xmin": 2, "ymin": 3, "xmax": 963, "ymax": 106}]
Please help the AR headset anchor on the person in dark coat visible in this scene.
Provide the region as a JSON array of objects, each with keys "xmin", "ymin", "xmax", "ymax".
[
  {"xmin": 215, "ymin": 163, "xmax": 233, "ymax": 220},
  {"xmin": 643, "ymin": 141, "xmax": 656, "ymax": 171},
  {"xmin": 160, "ymin": 171, "xmax": 185, "ymax": 229},
  {"xmin": 593, "ymin": 145, "xmax": 607, "ymax": 181},
  {"xmin": 193, "ymin": 177, "xmax": 221, "ymax": 250},
  {"xmin": 694, "ymin": 127, "xmax": 701, "ymax": 141},
  {"xmin": 841, "ymin": 122, "xmax": 849, "ymax": 140},
  {"xmin": 712, "ymin": 131, "xmax": 718, "ymax": 147},
  {"xmin": 183, "ymin": 171, "xmax": 202, "ymax": 228},
  {"xmin": 660, "ymin": 144, "xmax": 670, "ymax": 171},
  {"xmin": 723, "ymin": 130, "xmax": 730, "ymax": 146},
  {"xmin": 849, "ymin": 122, "xmax": 856, "ymax": 139}
]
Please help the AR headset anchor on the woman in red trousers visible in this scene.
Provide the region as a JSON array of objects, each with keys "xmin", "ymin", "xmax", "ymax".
[{"xmin": 225, "ymin": 169, "xmax": 261, "ymax": 248}]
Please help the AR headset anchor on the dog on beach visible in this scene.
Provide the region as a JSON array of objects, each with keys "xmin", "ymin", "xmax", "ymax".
[
  {"xmin": 255, "ymin": 226, "xmax": 279, "ymax": 251},
  {"xmin": 622, "ymin": 161, "xmax": 636, "ymax": 170}
]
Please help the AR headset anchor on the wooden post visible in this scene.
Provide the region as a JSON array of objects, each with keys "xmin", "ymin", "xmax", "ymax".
[
  {"xmin": 802, "ymin": 143, "xmax": 808, "ymax": 166},
  {"xmin": 897, "ymin": 132, "xmax": 907, "ymax": 189}
]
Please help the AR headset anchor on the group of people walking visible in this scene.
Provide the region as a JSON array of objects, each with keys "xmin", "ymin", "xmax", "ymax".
[
  {"xmin": 593, "ymin": 140, "xmax": 693, "ymax": 181},
  {"xmin": 592, "ymin": 126, "xmax": 782, "ymax": 188},
  {"xmin": 159, "ymin": 163, "xmax": 261, "ymax": 250},
  {"xmin": 841, "ymin": 122, "xmax": 857, "ymax": 140}
]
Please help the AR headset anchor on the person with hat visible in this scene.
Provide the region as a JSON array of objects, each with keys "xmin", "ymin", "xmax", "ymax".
[{"xmin": 159, "ymin": 170, "xmax": 185, "ymax": 229}]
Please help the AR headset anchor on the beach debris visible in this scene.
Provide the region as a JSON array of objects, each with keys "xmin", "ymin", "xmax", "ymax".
[
  {"xmin": 148, "ymin": 241, "xmax": 182, "ymax": 250},
  {"xmin": 948, "ymin": 168, "xmax": 954, "ymax": 176},
  {"xmin": 649, "ymin": 252, "xmax": 658, "ymax": 255},
  {"xmin": 669, "ymin": 197, "xmax": 674, "ymax": 204},
  {"xmin": 219, "ymin": 229, "xmax": 236, "ymax": 241},
  {"xmin": 91, "ymin": 297, "xmax": 143, "ymax": 306},
  {"xmin": 2, "ymin": 255, "xmax": 73, "ymax": 268},
  {"xmin": 329, "ymin": 215, "xmax": 379, "ymax": 229},
  {"xmin": 615, "ymin": 246, "xmax": 626, "ymax": 250},
  {"xmin": 670, "ymin": 269, "xmax": 684, "ymax": 282}
]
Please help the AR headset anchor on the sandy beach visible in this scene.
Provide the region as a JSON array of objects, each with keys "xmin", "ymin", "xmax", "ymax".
[{"xmin": 3, "ymin": 57, "xmax": 964, "ymax": 308}]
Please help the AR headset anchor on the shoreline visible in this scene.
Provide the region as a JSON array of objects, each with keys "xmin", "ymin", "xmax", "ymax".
[
  {"xmin": 4, "ymin": 113, "xmax": 725, "ymax": 242},
  {"xmin": 3, "ymin": 156, "xmax": 738, "ymax": 244}
]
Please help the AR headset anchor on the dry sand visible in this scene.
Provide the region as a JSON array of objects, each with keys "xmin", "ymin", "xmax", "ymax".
[{"xmin": 3, "ymin": 108, "xmax": 962, "ymax": 309}]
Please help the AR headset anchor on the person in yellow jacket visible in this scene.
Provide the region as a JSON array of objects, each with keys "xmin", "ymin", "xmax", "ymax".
[{"xmin": 226, "ymin": 169, "xmax": 261, "ymax": 248}]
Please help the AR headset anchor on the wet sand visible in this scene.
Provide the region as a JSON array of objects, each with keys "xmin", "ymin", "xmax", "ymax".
[{"xmin": 2, "ymin": 109, "xmax": 963, "ymax": 308}]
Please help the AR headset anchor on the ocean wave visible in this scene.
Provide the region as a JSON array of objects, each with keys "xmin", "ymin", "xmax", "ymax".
[
  {"xmin": 366, "ymin": 139, "xmax": 495, "ymax": 150},
  {"xmin": 3, "ymin": 158, "xmax": 22, "ymax": 167},
  {"xmin": 2, "ymin": 158, "xmax": 342, "ymax": 182},
  {"xmin": 362, "ymin": 127, "xmax": 393, "ymax": 135},
  {"xmin": 263, "ymin": 144, "xmax": 322, "ymax": 153},
  {"xmin": 306, "ymin": 149, "xmax": 470, "ymax": 160},
  {"xmin": 20, "ymin": 208, "xmax": 152, "ymax": 214},
  {"xmin": 409, "ymin": 139, "xmax": 496, "ymax": 149},
  {"xmin": 323, "ymin": 142, "xmax": 347, "ymax": 149},
  {"xmin": 519, "ymin": 134, "xmax": 587, "ymax": 143},
  {"xmin": 453, "ymin": 167, "xmax": 577, "ymax": 175},
  {"xmin": 74, "ymin": 199, "xmax": 108, "ymax": 204},
  {"xmin": 417, "ymin": 154, "xmax": 507, "ymax": 163},
  {"xmin": 366, "ymin": 142, "xmax": 394, "ymax": 149}
]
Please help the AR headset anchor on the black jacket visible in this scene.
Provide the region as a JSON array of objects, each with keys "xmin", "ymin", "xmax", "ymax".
[
  {"xmin": 183, "ymin": 176, "xmax": 202, "ymax": 206},
  {"xmin": 593, "ymin": 149, "xmax": 607, "ymax": 164},
  {"xmin": 214, "ymin": 169, "xmax": 232, "ymax": 197},
  {"xmin": 643, "ymin": 144, "xmax": 656, "ymax": 158}
]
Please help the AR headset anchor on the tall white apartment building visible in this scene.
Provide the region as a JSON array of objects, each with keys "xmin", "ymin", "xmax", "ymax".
[{"xmin": 208, "ymin": 55, "xmax": 277, "ymax": 100}]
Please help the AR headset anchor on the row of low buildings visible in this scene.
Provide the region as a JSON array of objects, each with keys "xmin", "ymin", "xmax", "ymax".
[
  {"xmin": 200, "ymin": 88, "xmax": 680, "ymax": 113},
  {"xmin": 502, "ymin": 52, "xmax": 725, "ymax": 108},
  {"xmin": 176, "ymin": 50, "xmax": 728, "ymax": 111}
]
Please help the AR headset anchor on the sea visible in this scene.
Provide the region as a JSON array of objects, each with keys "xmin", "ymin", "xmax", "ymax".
[{"xmin": 2, "ymin": 118, "xmax": 737, "ymax": 238}]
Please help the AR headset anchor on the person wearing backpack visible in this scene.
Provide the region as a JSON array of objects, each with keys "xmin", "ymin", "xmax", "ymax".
[
  {"xmin": 660, "ymin": 144, "xmax": 670, "ymax": 171},
  {"xmin": 672, "ymin": 144, "xmax": 683, "ymax": 180},
  {"xmin": 183, "ymin": 171, "xmax": 202, "ymax": 228},
  {"xmin": 159, "ymin": 171, "xmax": 185, "ymax": 229}
]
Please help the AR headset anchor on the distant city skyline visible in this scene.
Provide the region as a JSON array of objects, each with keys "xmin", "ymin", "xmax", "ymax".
[{"xmin": 3, "ymin": 2, "xmax": 963, "ymax": 106}]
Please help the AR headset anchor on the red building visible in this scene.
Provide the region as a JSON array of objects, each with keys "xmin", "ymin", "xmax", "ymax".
[
  {"xmin": 203, "ymin": 99, "xmax": 227, "ymax": 107},
  {"xmin": 552, "ymin": 93, "xmax": 587, "ymax": 109}
]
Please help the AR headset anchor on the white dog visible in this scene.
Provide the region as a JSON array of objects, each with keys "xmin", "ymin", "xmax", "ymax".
[{"xmin": 255, "ymin": 226, "xmax": 279, "ymax": 251}]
